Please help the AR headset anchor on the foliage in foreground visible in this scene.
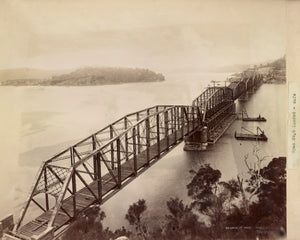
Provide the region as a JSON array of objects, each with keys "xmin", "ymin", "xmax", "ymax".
[{"xmin": 63, "ymin": 156, "xmax": 286, "ymax": 240}]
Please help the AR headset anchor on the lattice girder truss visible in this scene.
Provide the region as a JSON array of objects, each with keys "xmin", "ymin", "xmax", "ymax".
[{"xmin": 14, "ymin": 105, "xmax": 202, "ymax": 234}]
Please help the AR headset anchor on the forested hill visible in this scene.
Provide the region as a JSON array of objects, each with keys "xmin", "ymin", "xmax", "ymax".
[
  {"xmin": 260, "ymin": 56, "xmax": 286, "ymax": 84},
  {"xmin": 0, "ymin": 67, "xmax": 165, "ymax": 86}
]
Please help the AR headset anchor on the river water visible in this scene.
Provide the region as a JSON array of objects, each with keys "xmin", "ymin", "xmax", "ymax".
[{"xmin": 0, "ymin": 72, "xmax": 286, "ymax": 230}]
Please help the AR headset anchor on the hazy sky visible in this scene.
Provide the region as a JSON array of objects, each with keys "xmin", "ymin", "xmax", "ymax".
[{"xmin": 0, "ymin": 0, "xmax": 286, "ymax": 72}]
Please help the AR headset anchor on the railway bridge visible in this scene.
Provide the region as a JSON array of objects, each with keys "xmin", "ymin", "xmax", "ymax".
[{"xmin": 4, "ymin": 71, "xmax": 263, "ymax": 240}]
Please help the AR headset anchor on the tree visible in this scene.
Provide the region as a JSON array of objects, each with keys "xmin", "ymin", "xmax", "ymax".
[
  {"xmin": 226, "ymin": 157, "xmax": 286, "ymax": 239},
  {"xmin": 249, "ymin": 157, "xmax": 286, "ymax": 233},
  {"xmin": 163, "ymin": 197, "xmax": 206, "ymax": 240},
  {"xmin": 63, "ymin": 205, "xmax": 109, "ymax": 240},
  {"xmin": 113, "ymin": 226, "xmax": 132, "ymax": 239},
  {"xmin": 232, "ymin": 146, "xmax": 273, "ymax": 215},
  {"xmin": 186, "ymin": 164, "xmax": 240, "ymax": 238},
  {"xmin": 125, "ymin": 199, "xmax": 148, "ymax": 240}
]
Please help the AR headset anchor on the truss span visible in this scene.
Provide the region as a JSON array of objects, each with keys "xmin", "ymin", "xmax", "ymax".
[{"xmin": 11, "ymin": 105, "xmax": 202, "ymax": 240}]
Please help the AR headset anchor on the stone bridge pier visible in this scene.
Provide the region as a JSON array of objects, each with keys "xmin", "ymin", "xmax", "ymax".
[{"xmin": 183, "ymin": 126, "xmax": 208, "ymax": 151}]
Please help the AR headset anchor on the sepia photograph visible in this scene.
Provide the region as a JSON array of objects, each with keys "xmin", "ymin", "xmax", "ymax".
[{"xmin": 0, "ymin": 0, "xmax": 299, "ymax": 240}]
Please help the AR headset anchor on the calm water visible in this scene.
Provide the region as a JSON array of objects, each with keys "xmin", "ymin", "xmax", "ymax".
[{"xmin": 0, "ymin": 73, "xmax": 286, "ymax": 230}]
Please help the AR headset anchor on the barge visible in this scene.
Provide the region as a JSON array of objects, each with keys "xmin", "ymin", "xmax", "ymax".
[
  {"xmin": 235, "ymin": 127, "xmax": 268, "ymax": 141},
  {"xmin": 238, "ymin": 109, "xmax": 267, "ymax": 122}
]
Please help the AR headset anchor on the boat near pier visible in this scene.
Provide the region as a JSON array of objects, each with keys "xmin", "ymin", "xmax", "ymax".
[
  {"xmin": 235, "ymin": 127, "xmax": 268, "ymax": 141},
  {"xmin": 237, "ymin": 109, "xmax": 267, "ymax": 122}
]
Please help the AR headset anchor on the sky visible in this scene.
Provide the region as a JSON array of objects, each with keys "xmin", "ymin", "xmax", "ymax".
[{"xmin": 0, "ymin": 0, "xmax": 286, "ymax": 72}]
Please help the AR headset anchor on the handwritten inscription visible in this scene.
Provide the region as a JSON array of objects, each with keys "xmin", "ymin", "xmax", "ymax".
[
  {"xmin": 288, "ymin": 82, "xmax": 299, "ymax": 169},
  {"xmin": 291, "ymin": 93, "xmax": 296, "ymax": 153}
]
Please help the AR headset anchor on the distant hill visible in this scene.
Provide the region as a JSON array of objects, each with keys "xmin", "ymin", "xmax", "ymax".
[
  {"xmin": 225, "ymin": 56, "xmax": 286, "ymax": 84},
  {"xmin": 259, "ymin": 56, "xmax": 286, "ymax": 84},
  {"xmin": 265, "ymin": 56, "xmax": 286, "ymax": 70},
  {"xmin": 0, "ymin": 67, "xmax": 165, "ymax": 86}
]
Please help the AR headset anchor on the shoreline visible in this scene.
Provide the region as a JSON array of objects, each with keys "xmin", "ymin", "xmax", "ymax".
[{"xmin": 0, "ymin": 79, "xmax": 165, "ymax": 87}]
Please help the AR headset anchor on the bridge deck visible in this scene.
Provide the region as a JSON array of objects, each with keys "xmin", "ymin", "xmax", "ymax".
[{"xmin": 17, "ymin": 125, "xmax": 192, "ymax": 240}]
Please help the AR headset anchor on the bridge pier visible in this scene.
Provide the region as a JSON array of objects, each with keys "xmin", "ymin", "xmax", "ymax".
[
  {"xmin": 183, "ymin": 126, "xmax": 208, "ymax": 151},
  {"xmin": 238, "ymin": 92, "xmax": 248, "ymax": 101},
  {"xmin": 247, "ymin": 85, "xmax": 255, "ymax": 94},
  {"xmin": 184, "ymin": 101, "xmax": 237, "ymax": 151}
]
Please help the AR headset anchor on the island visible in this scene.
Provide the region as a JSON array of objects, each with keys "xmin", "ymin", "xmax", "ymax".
[{"xmin": 0, "ymin": 67, "xmax": 165, "ymax": 86}]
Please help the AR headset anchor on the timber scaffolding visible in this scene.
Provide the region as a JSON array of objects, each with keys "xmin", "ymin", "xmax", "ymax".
[{"xmin": 4, "ymin": 71, "xmax": 264, "ymax": 240}]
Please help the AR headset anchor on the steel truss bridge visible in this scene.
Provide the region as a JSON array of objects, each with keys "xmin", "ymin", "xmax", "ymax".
[{"xmin": 5, "ymin": 72, "xmax": 263, "ymax": 240}]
